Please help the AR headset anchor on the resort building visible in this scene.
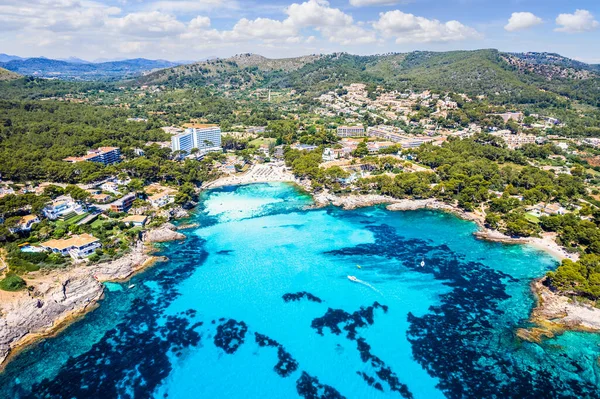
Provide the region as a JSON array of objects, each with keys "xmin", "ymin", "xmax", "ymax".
[
  {"xmin": 367, "ymin": 141, "xmax": 396, "ymax": 154},
  {"xmin": 42, "ymin": 196, "xmax": 84, "ymax": 220},
  {"xmin": 401, "ymin": 139, "xmax": 428, "ymax": 149},
  {"xmin": 41, "ymin": 234, "xmax": 101, "ymax": 259},
  {"xmin": 367, "ymin": 125, "xmax": 408, "ymax": 143},
  {"xmin": 63, "ymin": 147, "xmax": 121, "ymax": 165},
  {"xmin": 491, "ymin": 131, "xmax": 538, "ymax": 149},
  {"xmin": 110, "ymin": 193, "xmax": 136, "ymax": 213},
  {"xmin": 337, "ymin": 126, "xmax": 366, "ymax": 138},
  {"xmin": 171, "ymin": 124, "xmax": 222, "ymax": 154}
]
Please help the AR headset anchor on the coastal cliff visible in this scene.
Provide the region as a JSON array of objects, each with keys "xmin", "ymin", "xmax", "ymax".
[
  {"xmin": 0, "ymin": 225, "xmax": 183, "ymax": 368},
  {"xmin": 517, "ymin": 278, "xmax": 600, "ymax": 343}
]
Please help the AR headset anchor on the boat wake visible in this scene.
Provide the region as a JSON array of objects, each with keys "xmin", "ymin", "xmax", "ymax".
[{"xmin": 347, "ymin": 275, "xmax": 383, "ymax": 295}]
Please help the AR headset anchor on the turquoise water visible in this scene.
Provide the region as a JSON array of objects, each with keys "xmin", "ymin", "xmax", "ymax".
[{"xmin": 2, "ymin": 182, "xmax": 600, "ymax": 398}]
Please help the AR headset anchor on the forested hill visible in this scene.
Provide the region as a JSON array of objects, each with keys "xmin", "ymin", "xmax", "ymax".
[
  {"xmin": 134, "ymin": 49, "xmax": 600, "ymax": 107},
  {"xmin": 0, "ymin": 68, "xmax": 20, "ymax": 81}
]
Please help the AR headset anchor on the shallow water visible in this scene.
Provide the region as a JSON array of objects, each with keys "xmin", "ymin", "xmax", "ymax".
[{"xmin": 1, "ymin": 183, "xmax": 600, "ymax": 398}]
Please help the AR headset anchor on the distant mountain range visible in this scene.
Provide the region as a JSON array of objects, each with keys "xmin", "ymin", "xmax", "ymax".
[
  {"xmin": 132, "ymin": 50, "xmax": 600, "ymax": 107},
  {"xmin": 0, "ymin": 55, "xmax": 185, "ymax": 81}
]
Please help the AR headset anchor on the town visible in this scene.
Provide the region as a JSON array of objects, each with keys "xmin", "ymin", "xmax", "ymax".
[{"xmin": 1, "ymin": 82, "xmax": 599, "ymax": 278}]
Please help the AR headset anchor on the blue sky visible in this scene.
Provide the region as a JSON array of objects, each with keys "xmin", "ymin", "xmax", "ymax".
[{"xmin": 0, "ymin": 0, "xmax": 599, "ymax": 62}]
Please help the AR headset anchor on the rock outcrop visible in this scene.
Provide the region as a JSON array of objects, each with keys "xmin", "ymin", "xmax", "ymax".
[
  {"xmin": 517, "ymin": 278, "xmax": 600, "ymax": 343},
  {"xmin": 0, "ymin": 270, "xmax": 103, "ymax": 366},
  {"xmin": 145, "ymin": 224, "xmax": 186, "ymax": 243},
  {"xmin": 0, "ymin": 241, "xmax": 160, "ymax": 367}
]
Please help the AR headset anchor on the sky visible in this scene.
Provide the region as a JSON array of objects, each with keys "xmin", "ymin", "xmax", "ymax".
[{"xmin": 0, "ymin": 0, "xmax": 599, "ymax": 63}]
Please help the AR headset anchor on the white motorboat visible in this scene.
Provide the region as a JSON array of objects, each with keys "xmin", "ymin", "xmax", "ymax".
[{"xmin": 347, "ymin": 275, "xmax": 359, "ymax": 282}]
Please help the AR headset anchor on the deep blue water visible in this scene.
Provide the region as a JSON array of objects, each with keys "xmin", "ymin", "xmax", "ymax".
[{"xmin": 1, "ymin": 183, "xmax": 600, "ymax": 398}]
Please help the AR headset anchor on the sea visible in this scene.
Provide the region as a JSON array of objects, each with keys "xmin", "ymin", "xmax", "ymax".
[{"xmin": 1, "ymin": 182, "xmax": 600, "ymax": 398}]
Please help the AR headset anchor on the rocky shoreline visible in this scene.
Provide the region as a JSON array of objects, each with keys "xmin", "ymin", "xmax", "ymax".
[
  {"xmin": 0, "ymin": 224, "xmax": 184, "ymax": 369},
  {"xmin": 313, "ymin": 191, "xmax": 578, "ymax": 261},
  {"xmin": 145, "ymin": 222, "xmax": 186, "ymax": 243},
  {"xmin": 312, "ymin": 191, "xmax": 597, "ymax": 337},
  {"xmin": 516, "ymin": 278, "xmax": 600, "ymax": 343},
  {"xmin": 0, "ymin": 183, "xmax": 592, "ymax": 371}
]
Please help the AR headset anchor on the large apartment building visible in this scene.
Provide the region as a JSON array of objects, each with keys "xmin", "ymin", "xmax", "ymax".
[
  {"xmin": 110, "ymin": 193, "xmax": 136, "ymax": 213},
  {"xmin": 171, "ymin": 124, "xmax": 222, "ymax": 154},
  {"xmin": 367, "ymin": 125, "xmax": 408, "ymax": 143},
  {"xmin": 336, "ymin": 126, "xmax": 366, "ymax": 138},
  {"xmin": 64, "ymin": 147, "xmax": 121, "ymax": 165}
]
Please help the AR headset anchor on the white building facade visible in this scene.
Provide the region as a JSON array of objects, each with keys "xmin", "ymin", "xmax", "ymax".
[{"xmin": 172, "ymin": 125, "xmax": 222, "ymax": 154}]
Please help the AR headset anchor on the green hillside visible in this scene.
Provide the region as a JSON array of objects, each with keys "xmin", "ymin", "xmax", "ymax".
[
  {"xmin": 134, "ymin": 49, "xmax": 600, "ymax": 107},
  {"xmin": 0, "ymin": 67, "xmax": 20, "ymax": 81}
]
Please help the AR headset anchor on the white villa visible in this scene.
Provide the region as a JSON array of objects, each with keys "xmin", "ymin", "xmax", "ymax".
[
  {"xmin": 149, "ymin": 191, "xmax": 175, "ymax": 208},
  {"xmin": 8, "ymin": 215, "xmax": 40, "ymax": 234},
  {"xmin": 42, "ymin": 196, "xmax": 84, "ymax": 220},
  {"xmin": 41, "ymin": 234, "xmax": 101, "ymax": 259}
]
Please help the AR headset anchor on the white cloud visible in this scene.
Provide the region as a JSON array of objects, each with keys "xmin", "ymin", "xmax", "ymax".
[
  {"xmin": 189, "ymin": 16, "xmax": 211, "ymax": 30},
  {"xmin": 555, "ymin": 9, "xmax": 599, "ymax": 33},
  {"xmin": 118, "ymin": 41, "xmax": 149, "ymax": 54},
  {"xmin": 286, "ymin": 0, "xmax": 352, "ymax": 27},
  {"xmin": 108, "ymin": 11, "xmax": 186, "ymax": 37},
  {"xmin": 349, "ymin": 0, "xmax": 409, "ymax": 6},
  {"xmin": 230, "ymin": 18, "xmax": 298, "ymax": 40},
  {"xmin": 0, "ymin": 0, "xmax": 120, "ymax": 32},
  {"xmin": 180, "ymin": 0, "xmax": 376, "ymax": 46},
  {"xmin": 285, "ymin": 0, "xmax": 376, "ymax": 44},
  {"xmin": 504, "ymin": 12, "xmax": 543, "ymax": 32},
  {"xmin": 373, "ymin": 10, "xmax": 481, "ymax": 43},
  {"xmin": 149, "ymin": 0, "xmax": 238, "ymax": 13}
]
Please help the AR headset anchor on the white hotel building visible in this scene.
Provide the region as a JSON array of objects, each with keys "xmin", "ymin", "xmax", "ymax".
[{"xmin": 171, "ymin": 124, "xmax": 222, "ymax": 155}]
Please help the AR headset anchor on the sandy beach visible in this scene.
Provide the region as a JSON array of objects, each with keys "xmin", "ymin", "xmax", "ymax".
[
  {"xmin": 202, "ymin": 162, "xmax": 298, "ymax": 190},
  {"xmin": 206, "ymin": 168, "xmax": 577, "ymax": 263}
]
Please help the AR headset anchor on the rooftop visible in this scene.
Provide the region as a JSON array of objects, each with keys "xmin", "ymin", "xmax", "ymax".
[
  {"xmin": 41, "ymin": 233, "xmax": 99, "ymax": 251},
  {"xmin": 63, "ymin": 147, "xmax": 120, "ymax": 163},
  {"xmin": 20, "ymin": 215, "xmax": 39, "ymax": 224},
  {"xmin": 182, "ymin": 123, "xmax": 219, "ymax": 129},
  {"xmin": 122, "ymin": 215, "xmax": 148, "ymax": 224}
]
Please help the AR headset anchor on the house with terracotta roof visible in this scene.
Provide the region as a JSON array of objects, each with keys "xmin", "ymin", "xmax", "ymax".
[
  {"xmin": 148, "ymin": 190, "xmax": 175, "ymax": 208},
  {"xmin": 122, "ymin": 215, "xmax": 148, "ymax": 227},
  {"xmin": 8, "ymin": 215, "xmax": 40, "ymax": 233},
  {"xmin": 92, "ymin": 193, "xmax": 112, "ymax": 204},
  {"xmin": 41, "ymin": 234, "xmax": 101, "ymax": 259}
]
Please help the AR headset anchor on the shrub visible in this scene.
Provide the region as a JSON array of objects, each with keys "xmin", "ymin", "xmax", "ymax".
[{"xmin": 0, "ymin": 273, "xmax": 27, "ymax": 291}]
